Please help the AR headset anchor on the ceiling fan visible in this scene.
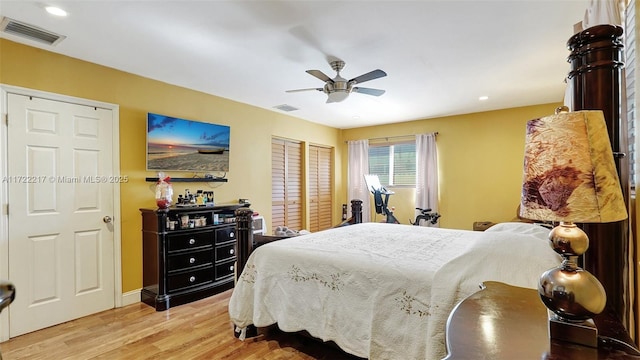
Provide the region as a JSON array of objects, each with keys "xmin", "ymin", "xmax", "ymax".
[{"xmin": 286, "ymin": 60, "xmax": 387, "ymax": 103}]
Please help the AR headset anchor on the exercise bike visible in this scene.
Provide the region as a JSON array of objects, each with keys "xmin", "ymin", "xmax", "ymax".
[
  {"xmin": 364, "ymin": 174, "xmax": 400, "ymax": 224},
  {"xmin": 410, "ymin": 207, "xmax": 441, "ymax": 226}
]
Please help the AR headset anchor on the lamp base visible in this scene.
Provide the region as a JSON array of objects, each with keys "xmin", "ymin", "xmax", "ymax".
[{"xmin": 548, "ymin": 310, "xmax": 598, "ymax": 348}]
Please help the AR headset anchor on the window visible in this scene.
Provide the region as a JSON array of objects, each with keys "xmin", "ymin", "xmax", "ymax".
[
  {"xmin": 368, "ymin": 141, "xmax": 416, "ymax": 186},
  {"xmin": 626, "ymin": 0, "xmax": 637, "ymax": 191}
]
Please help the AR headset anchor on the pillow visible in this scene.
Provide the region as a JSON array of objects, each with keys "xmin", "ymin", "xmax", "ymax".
[{"xmin": 484, "ymin": 221, "xmax": 551, "ymax": 239}]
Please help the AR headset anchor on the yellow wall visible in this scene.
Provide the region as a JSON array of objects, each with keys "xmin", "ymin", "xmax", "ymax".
[
  {"xmin": 0, "ymin": 39, "xmax": 343, "ymax": 292},
  {"xmin": 6, "ymin": 35, "xmax": 640, "ymax": 345},
  {"xmin": 341, "ymin": 104, "xmax": 561, "ymax": 229},
  {"xmin": 0, "ymin": 39, "xmax": 562, "ymax": 295}
]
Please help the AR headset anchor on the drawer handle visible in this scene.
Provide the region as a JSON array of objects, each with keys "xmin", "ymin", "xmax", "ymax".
[
  {"xmin": 229, "ymin": 249, "xmax": 235, "ymax": 255},
  {"xmin": 189, "ymin": 276, "xmax": 196, "ymax": 283},
  {"xmin": 189, "ymin": 257, "xmax": 196, "ymax": 264},
  {"xmin": 189, "ymin": 238, "xmax": 196, "ymax": 245},
  {"xmin": 230, "ymin": 232, "xmax": 235, "ymax": 238},
  {"xmin": 229, "ymin": 265, "xmax": 234, "ymax": 271}
]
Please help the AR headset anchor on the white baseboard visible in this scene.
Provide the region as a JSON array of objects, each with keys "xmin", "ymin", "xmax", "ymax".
[{"xmin": 121, "ymin": 288, "xmax": 141, "ymax": 307}]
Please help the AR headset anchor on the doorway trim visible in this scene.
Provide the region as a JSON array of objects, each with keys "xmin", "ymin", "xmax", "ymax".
[{"xmin": 0, "ymin": 84, "xmax": 122, "ymax": 342}]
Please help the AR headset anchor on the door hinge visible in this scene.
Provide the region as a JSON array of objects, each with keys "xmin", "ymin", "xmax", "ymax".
[
  {"xmin": 3, "ymin": 204, "xmax": 7, "ymax": 216},
  {"xmin": 4, "ymin": 114, "xmax": 7, "ymax": 126}
]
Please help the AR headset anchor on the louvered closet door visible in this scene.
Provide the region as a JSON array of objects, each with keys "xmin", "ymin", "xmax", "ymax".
[
  {"xmin": 271, "ymin": 138, "xmax": 302, "ymax": 233},
  {"xmin": 309, "ymin": 145, "xmax": 333, "ymax": 232}
]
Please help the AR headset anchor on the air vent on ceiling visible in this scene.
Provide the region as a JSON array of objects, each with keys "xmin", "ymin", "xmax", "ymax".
[
  {"xmin": 0, "ymin": 17, "xmax": 66, "ymax": 46},
  {"xmin": 273, "ymin": 104, "xmax": 299, "ymax": 112}
]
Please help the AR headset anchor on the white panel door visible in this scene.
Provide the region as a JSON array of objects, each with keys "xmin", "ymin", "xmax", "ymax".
[{"xmin": 7, "ymin": 93, "xmax": 115, "ymax": 336}]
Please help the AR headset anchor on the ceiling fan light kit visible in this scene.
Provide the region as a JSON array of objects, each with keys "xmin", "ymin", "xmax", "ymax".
[{"xmin": 287, "ymin": 60, "xmax": 387, "ymax": 103}]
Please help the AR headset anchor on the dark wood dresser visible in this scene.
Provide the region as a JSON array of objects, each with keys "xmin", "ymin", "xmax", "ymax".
[
  {"xmin": 140, "ymin": 204, "xmax": 247, "ymax": 311},
  {"xmin": 444, "ymin": 281, "xmax": 640, "ymax": 359}
]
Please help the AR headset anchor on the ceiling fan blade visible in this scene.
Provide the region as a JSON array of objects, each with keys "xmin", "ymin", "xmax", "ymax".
[
  {"xmin": 352, "ymin": 87, "xmax": 385, "ymax": 96},
  {"xmin": 349, "ymin": 69, "xmax": 387, "ymax": 84},
  {"xmin": 306, "ymin": 70, "xmax": 334, "ymax": 83},
  {"xmin": 286, "ymin": 88, "xmax": 323, "ymax": 93}
]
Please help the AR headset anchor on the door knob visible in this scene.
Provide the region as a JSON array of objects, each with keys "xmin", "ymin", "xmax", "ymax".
[{"xmin": 103, "ymin": 216, "xmax": 113, "ymax": 223}]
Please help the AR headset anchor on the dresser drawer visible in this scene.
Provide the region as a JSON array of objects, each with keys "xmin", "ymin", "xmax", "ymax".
[
  {"xmin": 167, "ymin": 267, "xmax": 213, "ymax": 292},
  {"xmin": 215, "ymin": 226, "xmax": 235, "ymax": 244},
  {"xmin": 167, "ymin": 248, "xmax": 213, "ymax": 272},
  {"xmin": 167, "ymin": 230, "xmax": 213, "ymax": 252},
  {"xmin": 215, "ymin": 243, "xmax": 236, "ymax": 262},
  {"xmin": 215, "ymin": 259, "xmax": 235, "ymax": 279}
]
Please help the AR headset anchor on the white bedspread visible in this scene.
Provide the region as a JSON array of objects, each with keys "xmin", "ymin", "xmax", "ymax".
[{"xmin": 228, "ymin": 222, "xmax": 561, "ymax": 360}]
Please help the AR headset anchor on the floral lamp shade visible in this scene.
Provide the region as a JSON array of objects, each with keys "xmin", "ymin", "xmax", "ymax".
[{"xmin": 519, "ymin": 110, "xmax": 627, "ymax": 224}]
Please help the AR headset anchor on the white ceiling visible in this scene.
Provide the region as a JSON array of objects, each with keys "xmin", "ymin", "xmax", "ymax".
[{"xmin": 0, "ymin": 0, "xmax": 590, "ymax": 129}]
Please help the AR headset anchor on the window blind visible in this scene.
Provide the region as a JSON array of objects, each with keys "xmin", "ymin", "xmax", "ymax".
[
  {"xmin": 626, "ymin": 0, "xmax": 637, "ymax": 190},
  {"xmin": 369, "ymin": 141, "xmax": 416, "ymax": 186}
]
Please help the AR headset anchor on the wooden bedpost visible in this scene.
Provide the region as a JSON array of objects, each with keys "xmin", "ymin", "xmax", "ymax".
[
  {"xmin": 234, "ymin": 207, "xmax": 254, "ymax": 282},
  {"xmin": 335, "ymin": 199, "xmax": 364, "ymax": 226},
  {"xmin": 350, "ymin": 199, "xmax": 363, "ymax": 224},
  {"xmin": 567, "ymin": 24, "xmax": 636, "ymax": 344}
]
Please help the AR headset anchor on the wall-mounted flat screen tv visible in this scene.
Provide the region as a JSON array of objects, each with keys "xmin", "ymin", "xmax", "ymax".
[{"xmin": 146, "ymin": 112, "xmax": 230, "ymax": 172}]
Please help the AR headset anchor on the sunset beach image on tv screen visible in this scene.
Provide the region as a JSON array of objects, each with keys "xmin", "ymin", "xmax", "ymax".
[{"xmin": 146, "ymin": 113, "xmax": 230, "ymax": 172}]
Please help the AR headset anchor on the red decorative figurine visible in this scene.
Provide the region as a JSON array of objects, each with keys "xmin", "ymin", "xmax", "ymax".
[{"xmin": 155, "ymin": 172, "xmax": 173, "ymax": 209}]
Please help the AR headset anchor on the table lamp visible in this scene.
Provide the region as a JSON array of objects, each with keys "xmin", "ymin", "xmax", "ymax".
[{"xmin": 519, "ymin": 109, "xmax": 627, "ymax": 347}]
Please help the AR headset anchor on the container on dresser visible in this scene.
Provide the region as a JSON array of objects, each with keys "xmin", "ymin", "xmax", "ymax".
[{"xmin": 140, "ymin": 204, "xmax": 247, "ymax": 311}]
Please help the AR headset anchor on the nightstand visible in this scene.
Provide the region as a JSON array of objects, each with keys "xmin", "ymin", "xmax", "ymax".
[
  {"xmin": 444, "ymin": 281, "xmax": 640, "ymax": 359},
  {"xmin": 472, "ymin": 221, "xmax": 495, "ymax": 231}
]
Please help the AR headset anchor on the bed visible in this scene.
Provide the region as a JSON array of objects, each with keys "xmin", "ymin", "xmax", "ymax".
[
  {"xmin": 228, "ymin": 221, "xmax": 561, "ymax": 360},
  {"xmin": 227, "ymin": 24, "xmax": 638, "ymax": 358}
]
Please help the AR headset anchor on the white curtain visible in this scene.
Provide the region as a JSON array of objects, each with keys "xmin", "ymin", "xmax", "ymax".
[
  {"xmin": 415, "ymin": 133, "xmax": 439, "ymax": 227},
  {"xmin": 564, "ymin": 0, "xmax": 624, "ymax": 111},
  {"xmin": 347, "ymin": 140, "xmax": 371, "ymax": 222},
  {"xmin": 583, "ymin": 0, "xmax": 623, "ymax": 28}
]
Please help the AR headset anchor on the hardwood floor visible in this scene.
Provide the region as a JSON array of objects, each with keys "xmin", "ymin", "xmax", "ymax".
[{"xmin": 0, "ymin": 290, "xmax": 362, "ymax": 360}]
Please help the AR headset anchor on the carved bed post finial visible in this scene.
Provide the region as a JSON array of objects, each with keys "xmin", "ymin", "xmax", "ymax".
[
  {"xmin": 350, "ymin": 199, "xmax": 363, "ymax": 224},
  {"xmin": 234, "ymin": 207, "xmax": 254, "ymax": 282}
]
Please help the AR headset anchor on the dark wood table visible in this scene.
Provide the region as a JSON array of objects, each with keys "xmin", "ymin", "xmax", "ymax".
[{"xmin": 444, "ymin": 281, "xmax": 640, "ymax": 359}]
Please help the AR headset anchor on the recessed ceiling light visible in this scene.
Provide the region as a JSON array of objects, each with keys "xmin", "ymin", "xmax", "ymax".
[
  {"xmin": 479, "ymin": 96, "xmax": 489, "ymax": 101},
  {"xmin": 45, "ymin": 6, "xmax": 67, "ymax": 17}
]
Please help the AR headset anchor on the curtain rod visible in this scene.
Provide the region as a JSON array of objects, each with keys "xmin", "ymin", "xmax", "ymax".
[
  {"xmin": 344, "ymin": 132, "xmax": 438, "ymax": 144},
  {"xmin": 367, "ymin": 132, "xmax": 438, "ymax": 142}
]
